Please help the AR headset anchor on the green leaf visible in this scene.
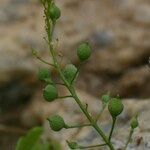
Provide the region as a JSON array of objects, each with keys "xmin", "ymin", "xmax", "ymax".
[{"xmin": 15, "ymin": 127, "xmax": 43, "ymax": 150}]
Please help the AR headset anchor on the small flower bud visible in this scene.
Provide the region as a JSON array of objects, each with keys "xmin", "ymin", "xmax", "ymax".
[
  {"xmin": 32, "ymin": 49, "xmax": 38, "ymax": 56},
  {"xmin": 48, "ymin": 115, "xmax": 65, "ymax": 131},
  {"xmin": 43, "ymin": 84, "xmax": 58, "ymax": 102},
  {"xmin": 108, "ymin": 98, "xmax": 124, "ymax": 118},
  {"xmin": 38, "ymin": 68, "xmax": 50, "ymax": 81},
  {"xmin": 49, "ymin": 4, "xmax": 61, "ymax": 21},
  {"xmin": 77, "ymin": 42, "xmax": 91, "ymax": 61},
  {"xmin": 130, "ymin": 116, "xmax": 138, "ymax": 129},
  {"xmin": 67, "ymin": 141, "xmax": 79, "ymax": 149},
  {"xmin": 102, "ymin": 94, "xmax": 110, "ymax": 105},
  {"xmin": 63, "ymin": 64, "xmax": 77, "ymax": 84}
]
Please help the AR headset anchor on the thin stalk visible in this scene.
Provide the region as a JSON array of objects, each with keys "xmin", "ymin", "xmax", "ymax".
[
  {"xmin": 124, "ymin": 128, "xmax": 134, "ymax": 150},
  {"xmin": 70, "ymin": 63, "xmax": 82, "ymax": 85},
  {"xmin": 58, "ymin": 95, "xmax": 72, "ymax": 99},
  {"xmin": 79, "ymin": 143, "xmax": 107, "ymax": 149},
  {"xmin": 109, "ymin": 117, "xmax": 117, "ymax": 141},
  {"xmin": 55, "ymin": 82, "xmax": 65, "ymax": 86},
  {"xmin": 95, "ymin": 105, "xmax": 106, "ymax": 122},
  {"xmin": 32, "ymin": 48, "xmax": 54, "ymax": 67},
  {"xmin": 65, "ymin": 123, "xmax": 91, "ymax": 129},
  {"xmin": 36, "ymin": 56, "xmax": 54, "ymax": 67}
]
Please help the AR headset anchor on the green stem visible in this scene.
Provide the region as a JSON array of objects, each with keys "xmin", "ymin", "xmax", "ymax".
[
  {"xmin": 70, "ymin": 89, "xmax": 115, "ymax": 150},
  {"xmin": 49, "ymin": 37, "xmax": 115, "ymax": 150},
  {"xmin": 79, "ymin": 143, "xmax": 107, "ymax": 149},
  {"xmin": 124, "ymin": 128, "xmax": 134, "ymax": 150},
  {"xmin": 65, "ymin": 123, "xmax": 91, "ymax": 129},
  {"xmin": 55, "ymin": 83, "xmax": 65, "ymax": 86},
  {"xmin": 109, "ymin": 117, "xmax": 117, "ymax": 141},
  {"xmin": 58, "ymin": 95, "xmax": 72, "ymax": 99},
  {"xmin": 70, "ymin": 63, "xmax": 82, "ymax": 85},
  {"xmin": 45, "ymin": 16, "xmax": 115, "ymax": 150},
  {"xmin": 36, "ymin": 56, "xmax": 54, "ymax": 67},
  {"xmin": 95, "ymin": 105, "xmax": 106, "ymax": 122},
  {"xmin": 32, "ymin": 48, "xmax": 54, "ymax": 67},
  {"xmin": 51, "ymin": 47, "xmax": 115, "ymax": 149}
]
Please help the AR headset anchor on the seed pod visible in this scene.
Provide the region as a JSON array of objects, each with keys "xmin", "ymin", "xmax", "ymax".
[
  {"xmin": 63, "ymin": 64, "xmax": 77, "ymax": 84},
  {"xmin": 67, "ymin": 141, "xmax": 79, "ymax": 149},
  {"xmin": 48, "ymin": 115, "xmax": 65, "ymax": 131},
  {"xmin": 49, "ymin": 4, "xmax": 61, "ymax": 21},
  {"xmin": 43, "ymin": 84, "xmax": 58, "ymax": 102},
  {"xmin": 108, "ymin": 98, "xmax": 124, "ymax": 118},
  {"xmin": 38, "ymin": 68, "xmax": 50, "ymax": 81},
  {"xmin": 77, "ymin": 42, "xmax": 91, "ymax": 61},
  {"xmin": 130, "ymin": 117, "xmax": 138, "ymax": 129}
]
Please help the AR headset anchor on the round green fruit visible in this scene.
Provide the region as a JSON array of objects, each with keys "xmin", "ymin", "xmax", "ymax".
[
  {"xmin": 38, "ymin": 68, "xmax": 50, "ymax": 81},
  {"xmin": 77, "ymin": 43, "xmax": 91, "ymax": 61},
  {"xmin": 63, "ymin": 64, "xmax": 77, "ymax": 84},
  {"xmin": 130, "ymin": 117, "xmax": 138, "ymax": 129},
  {"xmin": 43, "ymin": 84, "xmax": 58, "ymax": 102},
  {"xmin": 49, "ymin": 4, "xmax": 61, "ymax": 21},
  {"xmin": 48, "ymin": 115, "xmax": 65, "ymax": 131},
  {"xmin": 108, "ymin": 98, "xmax": 124, "ymax": 118}
]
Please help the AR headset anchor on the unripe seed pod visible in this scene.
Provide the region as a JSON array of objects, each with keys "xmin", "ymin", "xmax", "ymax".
[
  {"xmin": 77, "ymin": 42, "xmax": 91, "ymax": 61},
  {"xmin": 48, "ymin": 115, "xmax": 65, "ymax": 131},
  {"xmin": 67, "ymin": 141, "xmax": 79, "ymax": 149},
  {"xmin": 38, "ymin": 68, "xmax": 50, "ymax": 81},
  {"xmin": 63, "ymin": 64, "xmax": 77, "ymax": 84},
  {"xmin": 108, "ymin": 98, "xmax": 124, "ymax": 118},
  {"xmin": 43, "ymin": 84, "xmax": 58, "ymax": 102},
  {"xmin": 130, "ymin": 117, "xmax": 138, "ymax": 129},
  {"xmin": 49, "ymin": 4, "xmax": 61, "ymax": 21}
]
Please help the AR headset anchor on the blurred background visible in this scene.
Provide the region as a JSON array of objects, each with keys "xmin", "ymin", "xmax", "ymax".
[{"xmin": 0, "ymin": 0, "xmax": 150, "ymax": 149}]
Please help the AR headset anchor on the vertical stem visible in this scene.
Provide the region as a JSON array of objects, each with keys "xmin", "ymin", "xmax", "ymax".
[
  {"xmin": 124, "ymin": 128, "xmax": 134, "ymax": 150},
  {"xmin": 109, "ymin": 117, "xmax": 117, "ymax": 141},
  {"xmin": 45, "ymin": 11, "xmax": 115, "ymax": 150}
]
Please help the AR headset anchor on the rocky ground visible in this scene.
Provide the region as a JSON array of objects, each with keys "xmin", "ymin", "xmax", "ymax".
[{"xmin": 0, "ymin": 0, "xmax": 150, "ymax": 149}]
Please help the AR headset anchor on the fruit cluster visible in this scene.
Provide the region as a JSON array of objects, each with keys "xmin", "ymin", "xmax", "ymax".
[{"xmin": 35, "ymin": 1, "xmax": 140, "ymax": 150}]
